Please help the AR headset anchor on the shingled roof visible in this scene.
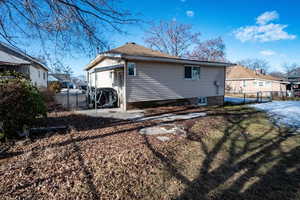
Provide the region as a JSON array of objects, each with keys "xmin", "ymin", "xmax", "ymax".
[
  {"xmin": 85, "ymin": 42, "xmax": 232, "ymax": 70},
  {"xmin": 226, "ymin": 65, "xmax": 282, "ymax": 81},
  {"xmin": 0, "ymin": 42, "xmax": 48, "ymax": 70},
  {"xmin": 105, "ymin": 42, "xmax": 179, "ymax": 59}
]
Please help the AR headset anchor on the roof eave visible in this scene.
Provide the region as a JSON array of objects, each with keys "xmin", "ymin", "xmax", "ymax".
[
  {"xmin": 84, "ymin": 53, "xmax": 122, "ymax": 71},
  {"xmin": 123, "ymin": 55, "xmax": 233, "ymax": 67}
]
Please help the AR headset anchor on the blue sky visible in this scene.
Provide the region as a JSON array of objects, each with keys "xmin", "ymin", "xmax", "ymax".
[{"xmin": 24, "ymin": 0, "xmax": 300, "ymax": 75}]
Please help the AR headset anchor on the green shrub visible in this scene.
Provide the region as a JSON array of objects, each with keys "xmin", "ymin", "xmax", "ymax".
[
  {"xmin": 0, "ymin": 72, "xmax": 47, "ymax": 139},
  {"xmin": 48, "ymin": 81, "xmax": 61, "ymax": 93}
]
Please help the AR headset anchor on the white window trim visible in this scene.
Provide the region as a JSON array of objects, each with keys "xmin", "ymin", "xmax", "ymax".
[
  {"xmin": 184, "ymin": 65, "xmax": 201, "ymax": 80},
  {"xmin": 128, "ymin": 62, "xmax": 136, "ymax": 76}
]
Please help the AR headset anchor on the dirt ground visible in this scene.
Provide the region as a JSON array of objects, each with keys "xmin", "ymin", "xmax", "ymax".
[{"xmin": 0, "ymin": 105, "xmax": 299, "ymax": 200}]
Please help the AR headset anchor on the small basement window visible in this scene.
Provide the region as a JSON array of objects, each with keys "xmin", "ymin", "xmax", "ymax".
[
  {"xmin": 198, "ymin": 97, "xmax": 207, "ymax": 106},
  {"xmin": 128, "ymin": 62, "xmax": 136, "ymax": 76},
  {"xmin": 185, "ymin": 66, "xmax": 200, "ymax": 80}
]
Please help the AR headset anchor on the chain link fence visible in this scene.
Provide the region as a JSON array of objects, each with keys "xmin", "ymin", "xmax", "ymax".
[
  {"xmin": 225, "ymin": 91, "xmax": 285, "ymax": 105},
  {"xmin": 54, "ymin": 90, "xmax": 87, "ymax": 110}
]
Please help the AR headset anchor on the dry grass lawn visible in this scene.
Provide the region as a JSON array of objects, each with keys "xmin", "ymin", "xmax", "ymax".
[{"xmin": 0, "ymin": 105, "xmax": 300, "ymax": 200}]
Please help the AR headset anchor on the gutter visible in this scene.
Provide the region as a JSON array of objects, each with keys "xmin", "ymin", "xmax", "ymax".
[
  {"xmin": 85, "ymin": 53, "xmax": 234, "ymax": 70},
  {"xmin": 122, "ymin": 55, "xmax": 233, "ymax": 67}
]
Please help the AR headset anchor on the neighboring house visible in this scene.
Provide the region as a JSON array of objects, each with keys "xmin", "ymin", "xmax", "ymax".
[
  {"xmin": 287, "ymin": 74, "xmax": 300, "ymax": 97},
  {"xmin": 48, "ymin": 73, "xmax": 73, "ymax": 88},
  {"xmin": 226, "ymin": 65, "xmax": 287, "ymax": 95},
  {"xmin": 85, "ymin": 42, "xmax": 231, "ymax": 110},
  {"xmin": 72, "ymin": 77, "xmax": 87, "ymax": 90},
  {"xmin": 0, "ymin": 42, "xmax": 48, "ymax": 88}
]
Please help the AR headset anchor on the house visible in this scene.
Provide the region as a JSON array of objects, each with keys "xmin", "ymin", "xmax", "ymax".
[
  {"xmin": 85, "ymin": 42, "xmax": 231, "ymax": 110},
  {"xmin": 0, "ymin": 42, "xmax": 48, "ymax": 87},
  {"xmin": 226, "ymin": 65, "xmax": 288, "ymax": 96},
  {"xmin": 287, "ymin": 74, "xmax": 300, "ymax": 97},
  {"xmin": 48, "ymin": 73, "xmax": 74, "ymax": 88}
]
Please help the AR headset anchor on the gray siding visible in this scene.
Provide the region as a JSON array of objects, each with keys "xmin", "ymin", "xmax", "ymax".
[{"xmin": 126, "ymin": 61, "xmax": 225, "ymax": 102}]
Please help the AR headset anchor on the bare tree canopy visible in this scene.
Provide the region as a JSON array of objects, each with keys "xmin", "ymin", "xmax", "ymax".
[
  {"xmin": 268, "ymin": 71, "xmax": 286, "ymax": 78},
  {"xmin": 282, "ymin": 63, "xmax": 300, "ymax": 76},
  {"xmin": 186, "ymin": 37, "xmax": 226, "ymax": 62},
  {"xmin": 144, "ymin": 20, "xmax": 200, "ymax": 57},
  {"xmin": 0, "ymin": 0, "xmax": 138, "ymax": 55},
  {"xmin": 144, "ymin": 20, "xmax": 226, "ymax": 61},
  {"xmin": 52, "ymin": 60, "xmax": 73, "ymax": 75},
  {"xmin": 238, "ymin": 58, "xmax": 269, "ymax": 71}
]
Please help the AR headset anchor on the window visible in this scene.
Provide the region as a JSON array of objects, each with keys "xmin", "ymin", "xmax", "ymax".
[
  {"xmin": 253, "ymin": 81, "xmax": 257, "ymax": 85},
  {"xmin": 259, "ymin": 81, "xmax": 264, "ymax": 86},
  {"xmin": 198, "ymin": 97, "xmax": 207, "ymax": 106},
  {"xmin": 43, "ymin": 72, "xmax": 46, "ymax": 80},
  {"xmin": 38, "ymin": 71, "xmax": 40, "ymax": 78},
  {"xmin": 185, "ymin": 66, "xmax": 200, "ymax": 80},
  {"xmin": 128, "ymin": 62, "xmax": 136, "ymax": 76},
  {"xmin": 243, "ymin": 80, "xmax": 246, "ymax": 87}
]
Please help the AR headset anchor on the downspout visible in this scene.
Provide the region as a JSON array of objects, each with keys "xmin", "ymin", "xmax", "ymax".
[
  {"xmin": 223, "ymin": 66, "xmax": 226, "ymax": 104},
  {"xmin": 123, "ymin": 60, "xmax": 127, "ymax": 111}
]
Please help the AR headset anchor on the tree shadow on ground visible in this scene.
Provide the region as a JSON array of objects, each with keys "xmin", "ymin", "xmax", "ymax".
[{"xmin": 143, "ymin": 106, "xmax": 300, "ymax": 200}]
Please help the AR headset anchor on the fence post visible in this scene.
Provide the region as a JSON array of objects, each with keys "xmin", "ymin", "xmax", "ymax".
[
  {"xmin": 67, "ymin": 89, "xmax": 70, "ymax": 110},
  {"xmin": 243, "ymin": 93, "xmax": 246, "ymax": 104},
  {"xmin": 256, "ymin": 92, "xmax": 259, "ymax": 103},
  {"xmin": 76, "ymin": 92, "xmax": 79, "ymax": 109}
]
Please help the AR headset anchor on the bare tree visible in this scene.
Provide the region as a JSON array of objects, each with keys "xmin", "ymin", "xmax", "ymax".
[
  {"xmin": 238, "ymin": 58, "xmax": 269, "ymax": 71},
  {"xmin": 282, "ymin": 63, "xmax": 300, "ymax": 76},
  {"xmin": 186, "ymin": 37, "xmax": 226, "ymax": 62},
  {"xmin": 144, "ymin": 20, "xmax": 200, "ymax": 57},
  {"xmin": 52, "ymin": 60, "xmax": 73, "ymax": 76},
  {"xmin": 0, "ymin": 0, "xmax": 138, "ymax": 56},
  {"xmin": 268, "ymin": 71, "xmax": 286, "ymax": 78}
]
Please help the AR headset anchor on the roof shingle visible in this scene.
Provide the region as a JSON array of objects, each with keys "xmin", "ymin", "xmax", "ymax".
[
  {"xmin": 105, "ymin": 42, "xmax": 179, "ymax": 59},
  {"xmin": 226, "ymin": 65, "xmax": 282, "ymax": 81}
]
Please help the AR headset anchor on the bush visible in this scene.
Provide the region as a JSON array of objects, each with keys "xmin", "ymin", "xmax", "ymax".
[
  {"xmin": 48, "ymin": 81, "xmax": 61, "ymax": 93},
  {"xmin": 40, "ymin": 88, "xmax": 55, "ymax": 104},
  {"xmin": 0, "ymin": 72, "xmax": 47, "ymax": 139}
]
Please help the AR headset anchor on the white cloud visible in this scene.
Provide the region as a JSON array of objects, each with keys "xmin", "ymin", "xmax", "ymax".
[
  {"xmin": 234, "ymin": 11, "xmax": 296, "ymax": 42},
  {"xmin": 181, "ymin": 0, "xmax": 186, "ymax": 2},
  {"xmin": 260, "ymin": 50, "xmax": 276, "ymax": 56},
  {"xmin": 186, "ymin": 10, "xmax": 194, "ymax": 17},
  {"xmin": 256, "ymin": 11, "xmax": 279, "ymax": 25}
]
